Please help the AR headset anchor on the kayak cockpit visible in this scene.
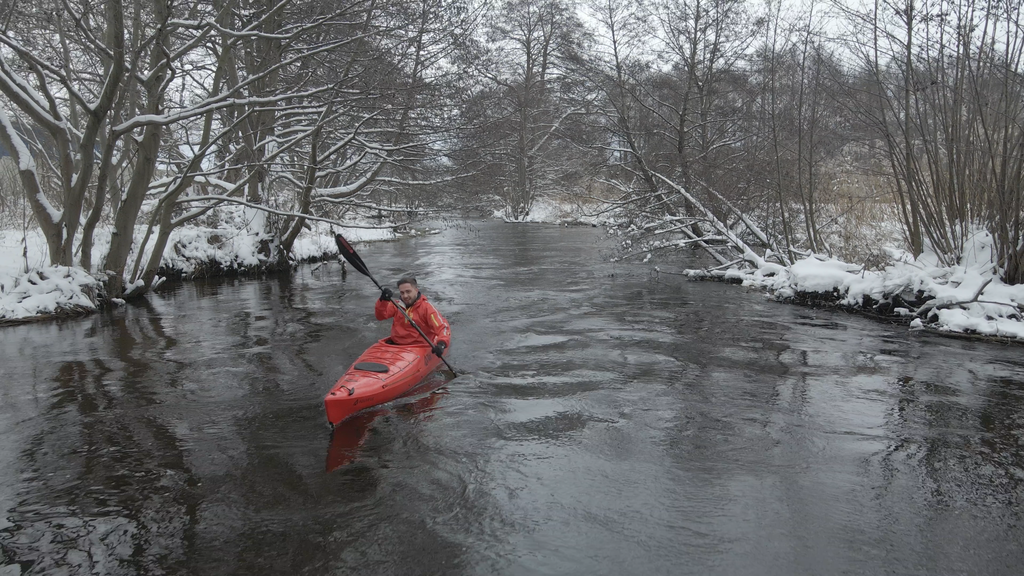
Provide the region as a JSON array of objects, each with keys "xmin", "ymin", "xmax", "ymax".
[{"xmin": 353, "ymin": 361, "xmax": 389, "ymax": 373}]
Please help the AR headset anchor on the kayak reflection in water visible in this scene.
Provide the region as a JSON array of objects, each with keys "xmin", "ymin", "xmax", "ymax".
[
  {"xmin": 375, "ymin": 275, "xmax": 451, "ymax": 357},
  {"xmin": 325, "ymin": 381, "xmax": 448, "ymax": 471}
]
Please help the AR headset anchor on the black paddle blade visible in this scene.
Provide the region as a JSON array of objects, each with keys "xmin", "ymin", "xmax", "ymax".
[{"xmin": 334, "ymin": 233, "xmax": 370, "ymax": 277}]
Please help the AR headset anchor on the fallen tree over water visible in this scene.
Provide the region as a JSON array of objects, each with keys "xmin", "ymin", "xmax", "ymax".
[{"xmin": 604, "ymin": 171, "xmax": 1023, "ymax": 342}]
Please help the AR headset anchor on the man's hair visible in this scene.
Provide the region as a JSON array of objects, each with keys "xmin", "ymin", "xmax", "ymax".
[{"xmin": 397, "ymin": 276, "xmax": 417, "ymax": 288}]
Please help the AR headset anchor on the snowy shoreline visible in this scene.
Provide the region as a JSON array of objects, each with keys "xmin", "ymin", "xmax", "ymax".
[
  {"xmin": 0, "ymin": 220, "xmax": 413, "ymax": 325},
  {"xmin": 677, "ymin": 232, "xmax": 1024, "ymax": 343}
]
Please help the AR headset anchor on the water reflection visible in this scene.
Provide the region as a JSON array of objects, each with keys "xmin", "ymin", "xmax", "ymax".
[
  {"xmin": 877, "ymin": 365, "xmax": 1024, "ymax": 510},
  {"xmin": 3, "ymin": 310, "xmax": 200, "ymax": 574}
]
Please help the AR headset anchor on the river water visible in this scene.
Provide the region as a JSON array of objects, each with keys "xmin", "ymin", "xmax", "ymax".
[{"xmin": 2, "ymin": 220, "xmax": 1023, "ymax": 575}]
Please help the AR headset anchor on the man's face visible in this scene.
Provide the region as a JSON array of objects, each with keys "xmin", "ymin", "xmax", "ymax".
[{"xmin": 398, "ymin": 282, "xmax": 418, "ymax": 306}]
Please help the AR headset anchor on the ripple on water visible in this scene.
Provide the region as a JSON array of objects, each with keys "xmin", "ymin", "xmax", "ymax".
[
  {"xmin": 482, "ymin": 369, "xmax": 622, "ymax": 399},
  {"xmin": 499, "ymin": 409, "xmax": 619, "ymax": 444}
]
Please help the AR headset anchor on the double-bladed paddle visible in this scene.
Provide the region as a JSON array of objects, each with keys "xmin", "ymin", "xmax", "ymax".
[{"xmin": 334, "ymin": 233, "xmax": 459, "ymax": 376}]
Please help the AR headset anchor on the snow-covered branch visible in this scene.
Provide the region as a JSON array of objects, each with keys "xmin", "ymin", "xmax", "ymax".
[{"xmin": 174, "ymin": 195, "xmax": 409, "ymax": 229}]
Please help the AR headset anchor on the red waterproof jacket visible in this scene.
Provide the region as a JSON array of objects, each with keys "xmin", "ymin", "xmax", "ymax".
[{"xmin": 374, "ymin": 292, "xmax": 451, "ymax": 347}]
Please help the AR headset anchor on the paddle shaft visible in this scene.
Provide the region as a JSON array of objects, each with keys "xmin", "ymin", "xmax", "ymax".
[{"xmin": 334, "ymin": 233, "xmax": 458, "ymax": 374}]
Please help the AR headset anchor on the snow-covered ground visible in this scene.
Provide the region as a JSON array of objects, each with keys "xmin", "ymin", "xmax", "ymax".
[
  {"xmin": 0, "ymin": 219, "xmax": 401, "ymax": 323},
  {"xmin": 683, "ymin": 230, "xmax": 1024, "ymax": 341},
  {"xmin": 495, "ymin": 194, "xmax": 620, "ymax": 226}
]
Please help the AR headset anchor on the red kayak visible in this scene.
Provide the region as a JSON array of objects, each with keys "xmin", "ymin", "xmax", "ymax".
[{"xmin": 324, "ymin": 339, "xmax": 446, "ymax": 425}]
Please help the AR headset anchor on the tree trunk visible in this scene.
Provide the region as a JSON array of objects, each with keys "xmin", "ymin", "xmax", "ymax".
[{"xmin": 102, "ymin": 0, "xmax": 170, "ymax": 296}]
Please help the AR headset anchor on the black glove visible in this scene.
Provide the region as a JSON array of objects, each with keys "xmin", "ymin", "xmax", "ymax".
[
  {"xmin": 379, "ymin": 287, "xmax": 394, "ymax": 301},
  {"xmin": 432, "ymin": 341, "xmax": 447, "ymax": 358}
]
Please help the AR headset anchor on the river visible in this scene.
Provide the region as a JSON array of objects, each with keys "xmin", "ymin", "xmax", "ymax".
[{"xmin": 2, "ymin": 220, "xmax": 1023, "ymax": 575}]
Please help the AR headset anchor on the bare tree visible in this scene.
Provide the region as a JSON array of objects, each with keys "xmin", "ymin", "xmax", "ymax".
[
  {"xmin": 754, "ymin": 0, "xmax": 852, "ymax": 256},
  {"xmin": 473, "ymin": 0, "xmax": 590, "ymax": 220},
  {"xmin": 843, "ymin": 0, "xmax": 1024, "ymax": 281},
  {"xmin": 0, "ymin": 0, "xmax": 475, "ymax": 297},
  {"xmin": 0, "ymin": 0, "xmax": 125, "ymax": 268},
  {"xmin": 651, "ymin": 0, "xmax": 759, "ymax": 192}
]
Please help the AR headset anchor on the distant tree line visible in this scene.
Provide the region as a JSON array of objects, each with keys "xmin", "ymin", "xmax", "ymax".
[{"xmin": 1, "ymin": 0, "xmax": 1021, "ymax": 295}]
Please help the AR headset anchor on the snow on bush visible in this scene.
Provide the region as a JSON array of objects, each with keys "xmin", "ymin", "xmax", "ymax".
[{"xmin": 0, "ymin": 266, "xmax": 103, "ymax": 320}]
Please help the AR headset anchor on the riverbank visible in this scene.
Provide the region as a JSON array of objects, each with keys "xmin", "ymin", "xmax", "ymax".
[
  {"xmin": 0, "ymin": 220, "xmax": 418, "ymax": 325},
  {"xmin": 502, "ymin": 203, "xmax": 1024, "ymax": 342},
  {"xmin": 679, "ymin": 230, "xmax": 1024, "ymax": 342}
]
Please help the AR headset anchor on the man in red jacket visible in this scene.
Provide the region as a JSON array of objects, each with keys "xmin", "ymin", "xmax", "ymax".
[{"xmin": 376, "ymin": 276, "xmax": 451, "ymax": 357}]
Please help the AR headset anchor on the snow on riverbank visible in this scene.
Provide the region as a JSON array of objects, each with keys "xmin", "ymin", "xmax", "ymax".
[
  {"xmin": 0, "ymin": 220, "xmax": 398, "ymax": 323},
  {"xmin": 0, "ymin": 265, "xmax": 104, "ymax": 321},
  {"xmin": 685, "ymin": 231, "xmax": 1024, "ymax": 341}
]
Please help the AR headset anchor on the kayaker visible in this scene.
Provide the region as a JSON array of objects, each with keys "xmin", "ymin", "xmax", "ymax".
[{"xmin": 376, "ymin": 276, "xmax": 451, "ymax": 357}]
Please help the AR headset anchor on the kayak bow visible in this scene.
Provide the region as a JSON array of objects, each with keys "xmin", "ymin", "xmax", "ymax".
[{"xmin": 324, "ymin": 339, "xmax": 446, "ymax": 426}]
